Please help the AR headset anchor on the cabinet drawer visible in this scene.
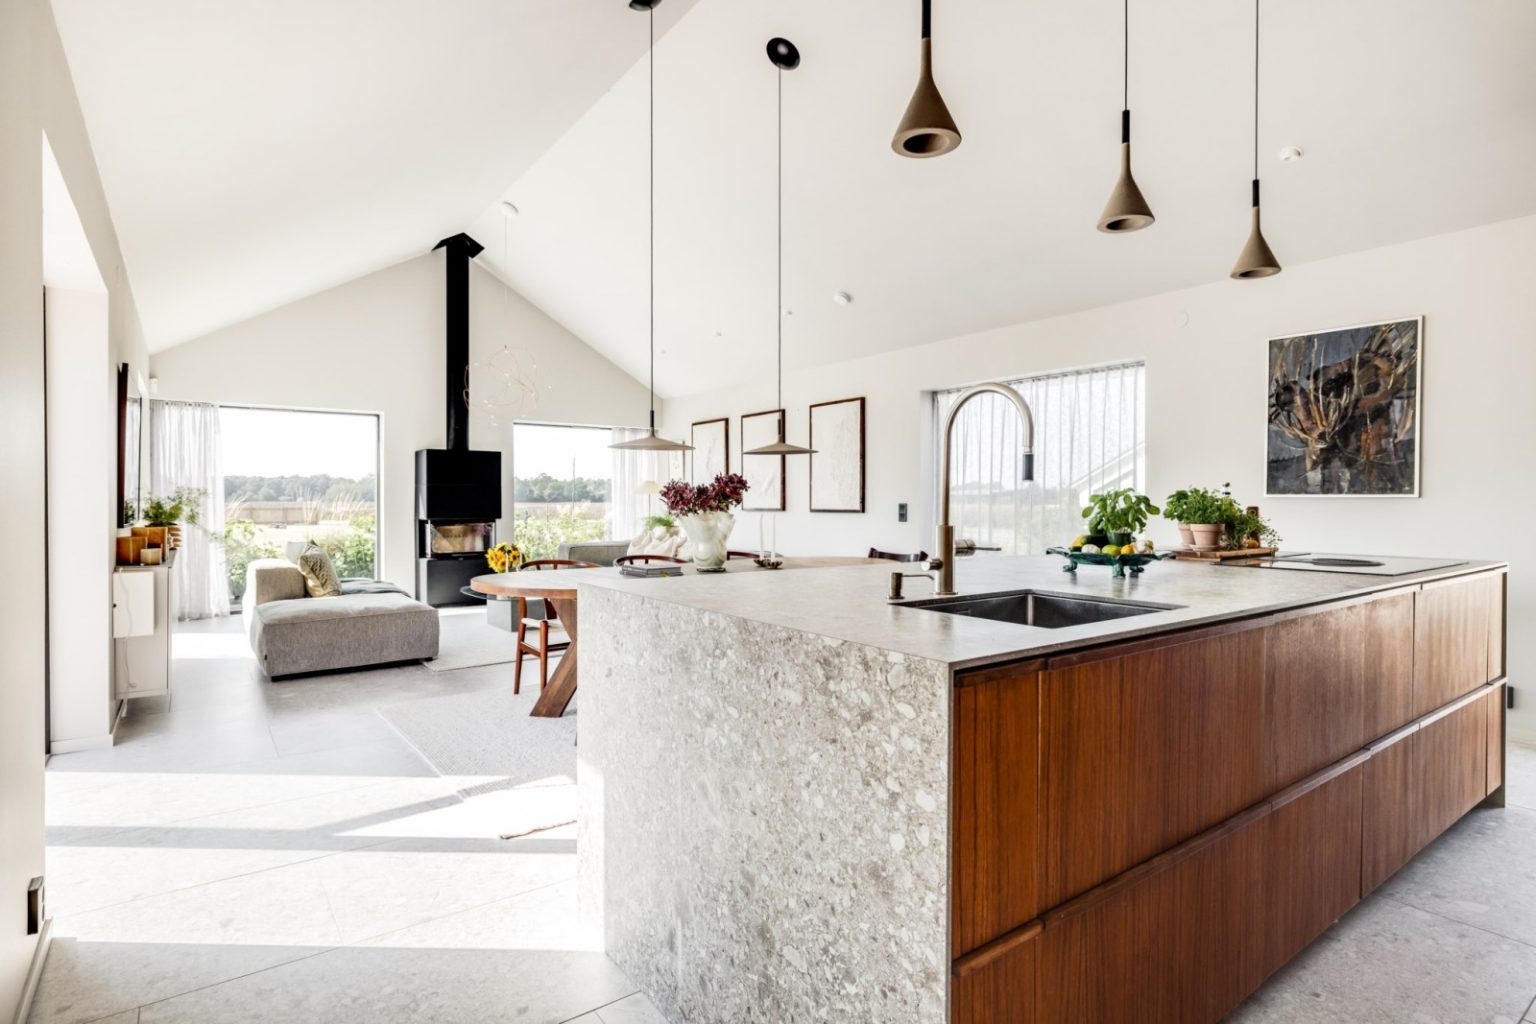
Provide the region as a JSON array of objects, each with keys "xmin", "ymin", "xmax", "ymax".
[{"xmin": 1413, "ymin": 574, "xmax": 1500, "ymax": 718}]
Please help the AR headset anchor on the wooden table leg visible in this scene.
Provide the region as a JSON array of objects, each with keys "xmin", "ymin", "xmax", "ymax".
[{"xmin": 530, "ymin": 596, "xmax": 578, "ymax": 718}]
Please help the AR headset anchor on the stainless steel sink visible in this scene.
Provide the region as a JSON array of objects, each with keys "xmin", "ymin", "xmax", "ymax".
[{"xmin": 903, "ymin": 589, "xmax": 1181, "ymax": 628}]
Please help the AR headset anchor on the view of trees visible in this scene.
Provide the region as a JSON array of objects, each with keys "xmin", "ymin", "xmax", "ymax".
[
  {"xmin": 225, "ymin": 474, "xmax": 376, "ymax": 504},
  {"xmin": 513, "ymin": 473, "xmax": 609, "ymax": 504}
]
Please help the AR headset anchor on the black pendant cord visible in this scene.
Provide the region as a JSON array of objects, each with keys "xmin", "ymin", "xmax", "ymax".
[
  {"xmin": 1252, "ymin": 0, "xmax": 1261, "ymax": 203},
  {"xmin": 647, "ymin": 4, "xmax": 657, "ymax": 431},
  {"xmin": 776, "ymin": 65, "xmax": 784, "ymax": 414},
  {"xmin": 922, "ymin": 0, "xmax": 931, "ymax": 40},
  {"xmin": 1123, "ymin": 0, "xmax": 1129, "ymax": 112}
]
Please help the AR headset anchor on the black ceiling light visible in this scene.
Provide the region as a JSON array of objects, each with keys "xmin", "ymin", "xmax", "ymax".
[
  {"xmin": 745, "ymin": 39, "xmax": 815, "ymax": 457},
  {"xmin": 1232, "ymin": 0, "xmax": 1282, "ymax": 279},
  {"xmin": 891, "ymin": 0, "xmax": 962, "ymax": 158},
  {"xmin": 1097, "ymin": 0, "xmax": 1155, "ymax": 233},
  {"xmin": 612, "ymin": 0, "xmax": 693, "ymax": 453}
]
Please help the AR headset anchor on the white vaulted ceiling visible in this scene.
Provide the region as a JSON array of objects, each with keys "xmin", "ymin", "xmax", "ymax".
[
  {"xmin": 57, "ymin": 0, "xmax": 1536, "ymax": 393},
  {"xmin": 51, "ymin": 0, "xmax": 701, "ymax": 347}
]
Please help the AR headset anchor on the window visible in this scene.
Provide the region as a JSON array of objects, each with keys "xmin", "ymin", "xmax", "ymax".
[
  {"xmin": 220, "ymin": 407, "xmax": 380, "ymax": 607},
  {"xmin": 933, "ymin": 362, "xmax": 1146, "ymax": 554},
  {"xmin": 511, "ymin": 423, "xmax": 614, "ymax": 560}
]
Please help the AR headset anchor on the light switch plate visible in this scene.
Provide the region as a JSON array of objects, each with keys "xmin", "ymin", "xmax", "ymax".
[{"xmin": 898, "ymin": 503, "xmax": 908, "ymax": 523}]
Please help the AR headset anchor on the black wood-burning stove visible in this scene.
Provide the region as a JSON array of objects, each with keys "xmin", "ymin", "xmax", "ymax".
[{"xmin": 415, "ymin": 233, "xmax": 502, "ymax": 607}]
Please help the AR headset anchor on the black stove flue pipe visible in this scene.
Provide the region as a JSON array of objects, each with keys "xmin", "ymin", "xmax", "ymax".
[{"xmin": 432, "ymin": 233, "xmax": 484, "ymax": 452}]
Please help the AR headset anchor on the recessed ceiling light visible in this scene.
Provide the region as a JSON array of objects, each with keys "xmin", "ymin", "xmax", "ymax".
[
  {"xmin": 1278, "ymin": 145, "xmax": 1303, "ymax": 162},
  {"xmin": 833, "ymin": 291, "xmax": 853, "ymax": 306},
  {"xmin": 500, "ymin": 200, "xmax": 520, "ymax": 217}
]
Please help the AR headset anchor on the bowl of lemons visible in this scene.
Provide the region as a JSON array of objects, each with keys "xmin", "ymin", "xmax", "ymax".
[{"xmin": 1047, "ymin": 537, "xmax": 1172, "ymax": 578}]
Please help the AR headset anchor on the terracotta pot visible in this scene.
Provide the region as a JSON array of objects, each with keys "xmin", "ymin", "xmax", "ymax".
[
  {"xmin": 1177, "ymin": 524, "xmax": 1195, "ymax": 547},
  {"xmin": 1188, "ymin": 523, "xmax": 1224, "ymax": 552}
]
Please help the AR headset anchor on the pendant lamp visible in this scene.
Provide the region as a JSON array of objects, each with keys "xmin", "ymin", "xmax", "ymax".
[
  {"xmin": 745, "ymin": 39, "xmax": 816, "ymax": 458},
  {"xmin": 1232, "ymin": 0, "xmax": 1282, "ymax": 279},
  {"xmin": 891, "ymin": 0, "xmax": 961, "ymax": 158},
  {"xmin": 1097, "ymin": 0, "xmax": 1155, "ymax": 233},
  {"xmin": 612, "ymin": 0, "xmax": 693, "ymax": 452}
]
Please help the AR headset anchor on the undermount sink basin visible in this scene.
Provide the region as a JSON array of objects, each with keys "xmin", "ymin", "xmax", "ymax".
[{"xmin": 903, "ymin": 589, "xmax": 1181, "ymax": 629}]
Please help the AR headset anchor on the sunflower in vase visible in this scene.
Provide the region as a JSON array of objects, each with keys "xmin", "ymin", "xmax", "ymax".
[{"xmin": 485, "ymin": 542, "xmax": 522, "ymax": 574}]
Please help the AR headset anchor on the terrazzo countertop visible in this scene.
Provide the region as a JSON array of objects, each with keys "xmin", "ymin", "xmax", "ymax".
[{"xmin": 577, "ymin": 554, "xmax": 1505, "ymax": 671}]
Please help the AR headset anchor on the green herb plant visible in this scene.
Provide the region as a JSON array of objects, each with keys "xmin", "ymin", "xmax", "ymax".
[
  {"xmin": 140, "ymin": 487, "xmax": 207, "ymax": 527},
  {"xmin": 1081, "ymin": 488, "xmax": 1161, "ymax": 536},
  {"xmin": 643, "ymin": 513, "xmax": 676, "ymax": 531}
]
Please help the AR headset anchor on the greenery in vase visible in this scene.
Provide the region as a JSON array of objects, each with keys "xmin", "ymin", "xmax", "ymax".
[
  {"xmin": 1081, "ymin": 488, "xmax": 1160, "ymax": 536},
  {"xmin": 141, "ymin": 486, "xmax": 207, "ymax": 527},
  {"xmin": 659, "ymin": 473, "xmax": 749, "ymax": 517}
]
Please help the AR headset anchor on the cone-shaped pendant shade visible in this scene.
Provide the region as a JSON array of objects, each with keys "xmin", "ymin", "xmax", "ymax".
[
  {"xmin": 1097, "ymin": 119, "xmax": 1155, "ymax": 232},
  {"xmin": 892, "ymin": 37, "xmax": 961, "ymax": 158},
  {"xmin": 612, "ymin": 429, "xmax": 695, "ymax": 453},
  {"xmin": 1231, "ymin": 180, "xmax": 1281, "ymax": 279},
  {"xmin": 745, "ymin": 439, "xmax": 816, "ymax": 456}
]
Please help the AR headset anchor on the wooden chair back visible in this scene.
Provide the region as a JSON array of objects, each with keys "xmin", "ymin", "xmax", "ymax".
[
  {"xmin": 868, "ymin": 548, "xmax": 929, "ymax": 563},
  {"xmin": 615, "ymin": 554, "xmax": 687, "ymax": 566},
  {"xmin": 520, "ymin": 559, "xmax": 599, "ymax": 571}
]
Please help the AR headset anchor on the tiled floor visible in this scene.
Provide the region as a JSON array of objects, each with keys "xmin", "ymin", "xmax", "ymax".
[
  {"xmin": 31, "ymin": 613, "xmax": 1536, "ymax": 1023},
  {"xmin": 34, "ymin": 614, "xmax": 664, "ymax": 1024}
]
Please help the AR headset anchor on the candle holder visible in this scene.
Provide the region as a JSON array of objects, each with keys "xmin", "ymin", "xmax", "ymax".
[{"xmin": 753, "ymin": 557, "xmax": 784, "ymax": 570}]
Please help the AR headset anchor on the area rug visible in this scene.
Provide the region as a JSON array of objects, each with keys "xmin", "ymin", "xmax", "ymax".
[
  {"xmin": 377, "ymin": 682, "xmax": 576, "ymax": 799},
  {"xmin": 424, "ymin": 607, "xmax": 528, "ymax": 673}
]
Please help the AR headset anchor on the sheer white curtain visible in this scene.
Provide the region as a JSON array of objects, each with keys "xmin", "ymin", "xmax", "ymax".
[
  {"xmin": 609, "ymin": 429, "xmax": 681, "ymax": 541},
  {"xmin": 933, "ymin": 362, "xmax": 1146, "ymax": 554},
  {"xmin": 151, "ymin": 400, "xmax": 229, "ymax": 620}
]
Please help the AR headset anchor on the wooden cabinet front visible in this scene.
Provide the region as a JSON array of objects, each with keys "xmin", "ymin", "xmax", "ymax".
[
  {"xmin": 1039, "ymin": 626, "xmax": 1269, "ymax": 907},
  {"xmin": 1414, "ymin": 574, "xmax": 1501, "ymax": 718},
  {"xmin": 1416, "ymin": 688, "xmax": 1490, "ymax": 847}
]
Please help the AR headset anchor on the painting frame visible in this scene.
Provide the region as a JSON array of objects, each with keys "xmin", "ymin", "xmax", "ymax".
[
  {"xmin": 808, "ymin": 397, "xmax": 866, "ymax": 513},
  {"xmin": 1265, "ymin": 316, "xmax": 1424, "ymax": 499},
  {"xmin": 690, "ymin": 417, "xmax": 729, "ymax": 485},
  {"xmin": 740, "ymin": 408, "xmax": 787, "ymax": 512}
]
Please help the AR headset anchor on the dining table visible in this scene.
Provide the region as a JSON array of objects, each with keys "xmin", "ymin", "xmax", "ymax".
[{"xmin": 470, "ymin": 556, "xmax": 885, "ymax": 718}]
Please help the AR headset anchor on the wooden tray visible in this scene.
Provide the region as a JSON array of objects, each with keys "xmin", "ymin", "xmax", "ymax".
[{"xmin": 1172, "ymin": 547, "xmax": 1277, "ymax": 562}]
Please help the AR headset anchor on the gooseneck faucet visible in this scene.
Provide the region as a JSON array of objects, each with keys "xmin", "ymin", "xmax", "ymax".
[{"xmin": 933, "ymin": 382, "xmax": 1036, "ymax": 596}]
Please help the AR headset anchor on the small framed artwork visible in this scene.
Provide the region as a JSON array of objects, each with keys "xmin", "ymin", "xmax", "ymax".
[
  {"xmin": 741, "ymin": 409, "xmax": 787, "ymax": 511},
  {"xmin": 809, "ymin": 397, "xmax": 866, "ymax": 513},
  {"xmin": 1266, "ymin": 316, "xmax": 1422, "ymax": 497},
  {"xmin": 691, "ymin": 418, "xmax": 729, "ymax": 484}
]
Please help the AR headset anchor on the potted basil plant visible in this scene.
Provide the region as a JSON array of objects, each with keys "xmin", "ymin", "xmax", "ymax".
[{"xmin": 1081, "ymin": 489, "xmax": 1160, "ymax": 551}]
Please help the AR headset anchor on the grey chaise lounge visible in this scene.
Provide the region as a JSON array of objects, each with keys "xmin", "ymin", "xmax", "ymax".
[{"xmin": 244, "ymin": 559, "xmax": 439, "ymax": 678}]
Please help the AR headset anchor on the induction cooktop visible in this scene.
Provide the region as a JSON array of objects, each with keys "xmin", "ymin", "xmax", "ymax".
[{"xmin": 1215, "ymin": 554, "xmax": 1468, "ymax": 576}]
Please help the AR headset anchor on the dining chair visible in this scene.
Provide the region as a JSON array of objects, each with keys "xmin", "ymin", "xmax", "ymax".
[
  {"xmin": 614, "ymin": 554, "xmax": 688, "ymax": 566},
  {"xmin": 868, "ymin": 547, "xmax": 930, "ymax": 563},
  {"xmin": 513, "ymin": 559, "xmax": 598, "ymax": 695}
]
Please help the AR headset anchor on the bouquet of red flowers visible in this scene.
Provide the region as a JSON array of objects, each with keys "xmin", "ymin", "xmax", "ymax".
[{"xmin": 659, "ymin": 473, "xmax": 749, "ymax": 517}]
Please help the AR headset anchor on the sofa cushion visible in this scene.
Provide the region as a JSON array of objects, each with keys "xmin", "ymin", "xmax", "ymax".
[
  {"xmin": 297, "ymin": 543, "xmax": 341, "ymax": 598},
  {"xmin": 250, "ymin": 592, "xmax": 439, "ymax": 678}
]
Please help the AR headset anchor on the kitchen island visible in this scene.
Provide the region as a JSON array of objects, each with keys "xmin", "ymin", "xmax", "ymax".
[{"xmin": 574, "ymin": 555, "xmax": 1508, "ymax": 1024}]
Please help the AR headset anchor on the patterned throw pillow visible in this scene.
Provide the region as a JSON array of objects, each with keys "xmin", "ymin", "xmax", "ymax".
[{"xmin": 296, "ymin": 543, "xmax": 341, "ymax": 598}]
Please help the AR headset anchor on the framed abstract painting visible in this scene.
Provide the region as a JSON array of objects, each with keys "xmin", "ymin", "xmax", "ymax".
[
  {"xmin": 808, "ymin": 397, "xmax": 866, "ymax": 513},
  {"xmin": 740, "ymin": 409, "xmax": 787, "ymax": 511},
  {"xmin": 691, "ymin": 418, "xmax": 729, "ymax": 484},
  {"xmin": 1266, "ymin": 317, "xmax": 1422, "ymax": 497}
]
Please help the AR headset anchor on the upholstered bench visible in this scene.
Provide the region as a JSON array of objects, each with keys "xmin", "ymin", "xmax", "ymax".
[{"xmin": 244, "ymin": 559, "xmax": 439, "ymax": 678}]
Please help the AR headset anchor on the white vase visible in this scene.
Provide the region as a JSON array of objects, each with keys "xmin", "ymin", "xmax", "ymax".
[{"xmin": 679, "ymin": 511, "xmax": 734, "ymax": 572}]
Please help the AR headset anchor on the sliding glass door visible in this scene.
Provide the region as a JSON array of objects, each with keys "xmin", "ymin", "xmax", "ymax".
[{"xmin": 219, "ymin": 407, "xmax": 380, "ymax": 608}]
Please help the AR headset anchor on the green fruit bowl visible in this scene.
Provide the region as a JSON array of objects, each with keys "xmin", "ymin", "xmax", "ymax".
[{"xmin": 1046, "ymin": 546, "xmax": 1175, "ymax": 578}]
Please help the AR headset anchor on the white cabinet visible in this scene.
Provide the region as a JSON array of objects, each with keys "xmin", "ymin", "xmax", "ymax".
[{"xmin": 113, "ymin": 565, "xmax": 172, "ymax": 699}]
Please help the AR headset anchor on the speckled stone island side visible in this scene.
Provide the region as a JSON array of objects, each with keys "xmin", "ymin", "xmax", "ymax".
[{"xmin": 578, "ymin": 584, "xmax": 951, "ymax": 1024}]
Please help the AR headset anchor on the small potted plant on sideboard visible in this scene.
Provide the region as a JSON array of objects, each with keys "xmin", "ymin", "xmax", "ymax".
[{"xmin": 1163, "ymin": 483, "xmax": 1280, "ymax": 552}]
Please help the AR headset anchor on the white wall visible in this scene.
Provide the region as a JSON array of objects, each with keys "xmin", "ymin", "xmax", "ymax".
[
  {"xmin": 45, "ymin": 288, "xmax": 116, "ymax": 751},
  {"xmin": 1, "ymin": 0, "xmax": 149, "ymax": 1014},
  {"xmin": 662, "ymin": 216, "xmax": 1536, "ymax": 742},
  {"xmin": 149, "ymin": 251, "xmax": 651, "ymax": 593}
]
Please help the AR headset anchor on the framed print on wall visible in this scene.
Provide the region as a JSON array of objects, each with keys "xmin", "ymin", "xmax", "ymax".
[
  {"xmin": 741, "ymin": 409, "xmax": 787, "ymax": 511},
  {"xmin": 808, "ymin": 397, "xmax": 866, "ymax": 513},
  {"xmin": 1266, "ymin": 316, "xmax": 1422, "ymax": 497},
  {"xmin": 691, "ymin": 418, "xmax": 729, "ymax": 484}
]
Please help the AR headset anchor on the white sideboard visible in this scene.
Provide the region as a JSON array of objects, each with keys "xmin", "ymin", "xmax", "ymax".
[{"xmin": 113, "ymin": 564, "xmax": 172, "ymax": 700}]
